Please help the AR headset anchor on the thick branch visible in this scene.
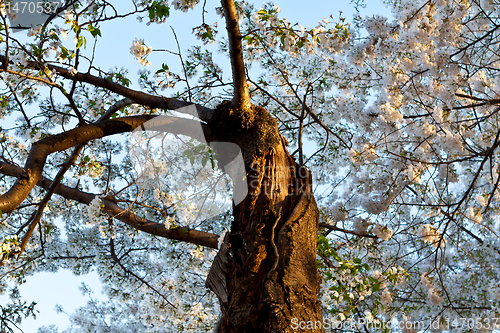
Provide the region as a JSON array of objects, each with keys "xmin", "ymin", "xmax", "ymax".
[
  {"xmin": 17, "ymin": 99, "xmax": 135, "ymax": 257},
  {"xmin": 0, "ymin": 54, "xmax": 214, "ymax": 122},
  {"xmin": 221, "ymin": 0, "xmax": 250, "ymax": 110},
  {"xmin": 0, "ymin": 115, "xmax": 214, "ymax": 214},
  {"xmin": 18, "ymin": 143, "xmax": 85, "ymax": 258},
  {"xmin": 99, "ymin": 98, "xmax": 135, "ymax": 120},
  {"xmin": 0, "ymin": 161, "xmax": 219, "ymax": 249},
  {"xmin": 49, "ymin": 64, "xmax": 214, "ymax": 122}
]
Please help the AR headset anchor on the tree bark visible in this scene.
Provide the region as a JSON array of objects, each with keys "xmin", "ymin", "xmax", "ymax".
[{"xmin": 206, "ymin": 102, "xmax": 324, "ymax": 332}]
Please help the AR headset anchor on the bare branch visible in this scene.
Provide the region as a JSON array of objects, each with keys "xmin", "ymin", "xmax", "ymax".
[
  {"xmin": 319, "ymin": 222, "xmax": 377, "ymax": 239},
  {"xmin": 221, "ymin": 0, "xmax": 250, "ymax": 110}
]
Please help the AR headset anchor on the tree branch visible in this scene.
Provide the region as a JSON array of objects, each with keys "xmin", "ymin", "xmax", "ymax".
[
  {"xmin": 0, "ymin": 161, "xmax": 219, "ymax": 249},
  {"xmin": 109, "ymin": 238, "xmax": 177, "ymax": 308},
  {"xmin": 0, "ymin": 54, "xmax": 214, "ymax": 122},
  {"xmin": 319, "ymin": 222, "xmax": 377, "ymax": 239},
  {"xmin": 221, "ymin": 0, "xmax": 250, "ymax": 110},
  {"xmin": 17, "ymin": 143, "xmax": 85, "ymax": 258},
  {"xmin": 0, "ymin": 115, "xmax": 214, "ymax": 214},
  {"xmin": 17, "ymin": 99, "xmax": 136, "ymax": 258},
  {"xmin": 49, "ymin": 63, "xmax": 214, "ymax": 122}
]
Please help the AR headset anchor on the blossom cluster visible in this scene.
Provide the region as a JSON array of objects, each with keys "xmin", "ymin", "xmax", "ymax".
[{"xmin": 130, "ymin": 38, "xmax": 153, "ymax": 66}]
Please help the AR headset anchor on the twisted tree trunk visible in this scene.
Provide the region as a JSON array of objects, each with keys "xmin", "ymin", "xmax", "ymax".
[{"xmin": 206, "ymin": 102, "xmax": 324, "ymax": 332}]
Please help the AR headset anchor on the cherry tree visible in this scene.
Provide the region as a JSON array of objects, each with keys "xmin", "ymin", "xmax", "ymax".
[{"xmin": 1, "ymin": 0, "xmax": 500, "ymax": 332}]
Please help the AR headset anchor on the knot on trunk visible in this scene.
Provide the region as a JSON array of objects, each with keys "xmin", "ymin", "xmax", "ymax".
[{"xmin": 208, "ymin": 101, "xmax": 281, "ymax": 164}]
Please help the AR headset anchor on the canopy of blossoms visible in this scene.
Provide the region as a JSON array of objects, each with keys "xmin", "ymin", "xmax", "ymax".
[{"xmin": 0, "ymin": 0, "xmax": 499, "ymax": 332}]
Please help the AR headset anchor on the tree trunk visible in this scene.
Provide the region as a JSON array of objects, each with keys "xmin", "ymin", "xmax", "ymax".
[{"xmin": 206, "ymin": 102, "xmax": 324, "ymax": 332}]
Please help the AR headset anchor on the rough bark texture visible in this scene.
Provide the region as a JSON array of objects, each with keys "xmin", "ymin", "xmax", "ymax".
[{"xmin": 206, "ymin": 102, "xmax": 323, "ymax": 332}]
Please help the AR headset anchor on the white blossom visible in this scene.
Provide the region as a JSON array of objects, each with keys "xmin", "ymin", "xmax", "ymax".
[{"xmin": 130, "ymin": 38, "xmax": 153, "ymax": 66}]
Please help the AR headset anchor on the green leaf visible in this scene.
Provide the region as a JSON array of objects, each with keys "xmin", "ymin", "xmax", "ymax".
[
  {"xmin": 87, "ymin": 24, "xmax": 101, "ymax": 38},
  {"xmin": 72, "ymin": 24, "xmax": 81, "ymax": 34},
  {"xmin": 156, "ymin": 63, "xmax": 169, "ymax": 74},
  {"xmin": 210, "ymin": 153, "xmax": 215, "ymax": 170},
  {"xmin": 243, "ymin": 35, "xmax": 254, "ymax": 44},
  {"xmin": 76, "ymin": 36, "xmax": 86, "ymax": 49},
  {"xmin": 31, "ymin": 45, "xmax": 42, "ymax": 57},
  {"xmin": 194, "ymin": 145, "xmax": 204, "ymax": 154},
  {"xmin": 149, "ymin": 1, "xmax": 170, "ymax": 21},
  {"xmin": 60, "ymin": 46, "xmax": 69, "ymax": 58}
]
